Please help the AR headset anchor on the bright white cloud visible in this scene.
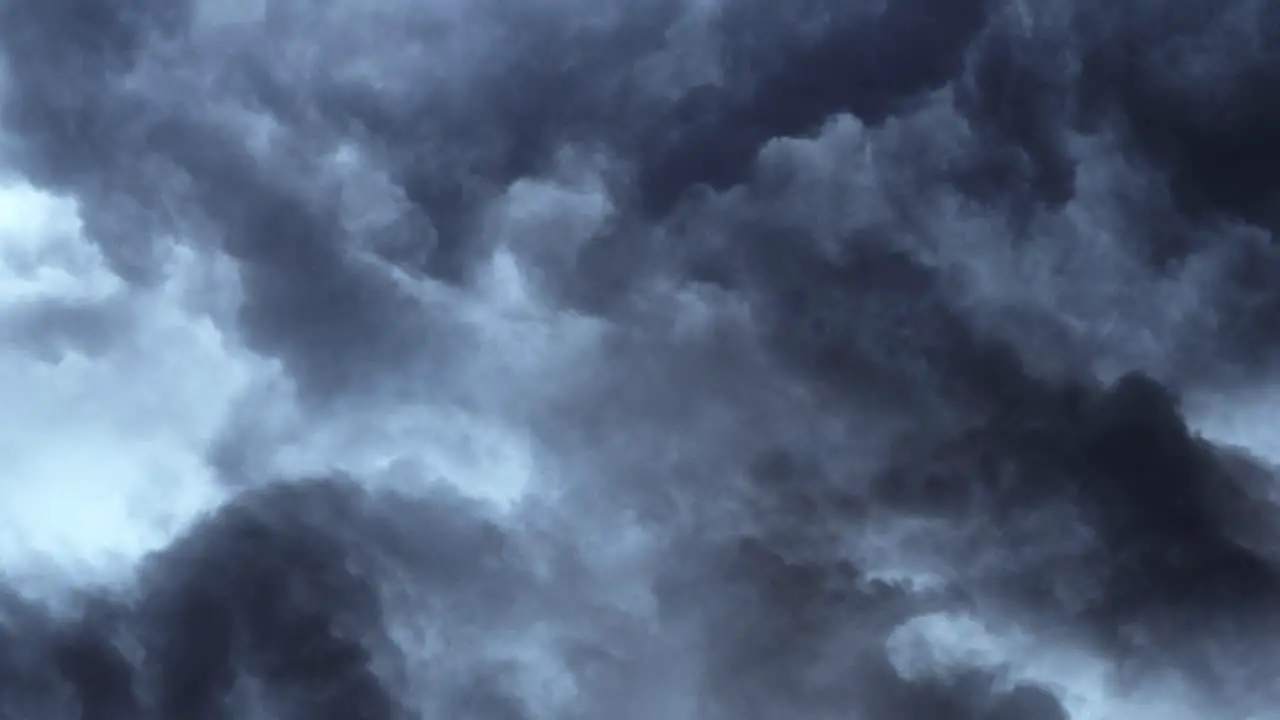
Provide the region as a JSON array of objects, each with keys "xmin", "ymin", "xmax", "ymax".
[{"xmin": 0, "ymin": 182, "xmax": 252, "ymax": 589}]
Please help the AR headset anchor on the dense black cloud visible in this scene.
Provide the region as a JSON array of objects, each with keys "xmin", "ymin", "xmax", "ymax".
[
  {"xmin": 877, "ymin": 372, "xmax": 1280, "ymax": 687},
  {"xmin": 2, "ymin": 0, "xmax": 1280, "ymax": 716},
  {"xmin": 638, "ymin": 0, "xmax": 992, "ymax": 216}
]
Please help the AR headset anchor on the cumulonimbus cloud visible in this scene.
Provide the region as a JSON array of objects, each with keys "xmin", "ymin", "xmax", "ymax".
[{"xmin": 1, "ymin": 0, "xmax": 1278, "ymax": 717}]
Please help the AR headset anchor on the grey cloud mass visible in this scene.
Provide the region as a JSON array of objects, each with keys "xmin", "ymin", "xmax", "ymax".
[{"xmin": 1, "ymin": 0, "xmax": 1280, "ymax": 717}]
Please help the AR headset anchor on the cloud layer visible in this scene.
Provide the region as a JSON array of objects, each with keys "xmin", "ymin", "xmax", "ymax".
[{"xmin": 1, "ymin": 0, "xmax": 1279, "ymax": 717}]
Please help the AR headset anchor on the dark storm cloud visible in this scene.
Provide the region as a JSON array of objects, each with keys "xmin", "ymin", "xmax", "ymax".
[
  {"xmin": 0, "ymin": 477, "xmax": 544, "ymax": 720},
  {"xmin": 1067, "ymin": 0, "xmax": 1280, "ymax": 228},
  {"xmin": 875, "ymin": 372, "xmax": 1280, "ymax": 692},
  {"xmin": 3, "ymin": 0, "xmax": 1280, "ymax": 717},
  {"xmin": 2, "ymin": 0, "xmax": 471, "ymax": 395},
  {"xmin": 0, "ymin": 0, "xmax": 193, "ymax": 280},
  {"xmin": 637, "ymin": 0, "xmax": 991, "ymax": 215},
  {"xmin": 654, "ymin": 534, "xmax": 1066, "ymax": 720},
  {"xmin": 0, "ymin": 0, "xmax": 330, "ymax": 390},
  {"xmin": 3, "ymin": 0, "xmax": 1275, "ymax": 384}
]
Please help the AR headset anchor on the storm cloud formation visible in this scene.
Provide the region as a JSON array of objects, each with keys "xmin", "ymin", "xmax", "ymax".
[{"xmin": 1, "ymin": 0, "xmax": 1279, "ymax": 717}]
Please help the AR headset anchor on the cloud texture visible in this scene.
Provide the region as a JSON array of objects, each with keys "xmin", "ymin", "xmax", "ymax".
[{"xmin": 1, "ymin": 0, "xmax": 1280, "ymax": 717}]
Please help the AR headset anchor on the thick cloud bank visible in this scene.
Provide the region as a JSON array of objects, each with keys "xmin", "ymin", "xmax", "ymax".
[{"xmin": 1, "ymin": 0, "xmax": 1279, "ymax": 717}]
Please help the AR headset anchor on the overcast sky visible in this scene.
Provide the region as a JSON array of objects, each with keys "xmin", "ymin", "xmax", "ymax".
[{"xmin": 1, "ymin": 0, "xmax": 1279, "ymax": 718}]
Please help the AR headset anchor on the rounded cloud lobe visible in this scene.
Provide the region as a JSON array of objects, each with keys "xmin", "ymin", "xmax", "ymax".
[{"xmin": 1, "ymin": 0, "xmax": 1280, "ymax": 718}]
